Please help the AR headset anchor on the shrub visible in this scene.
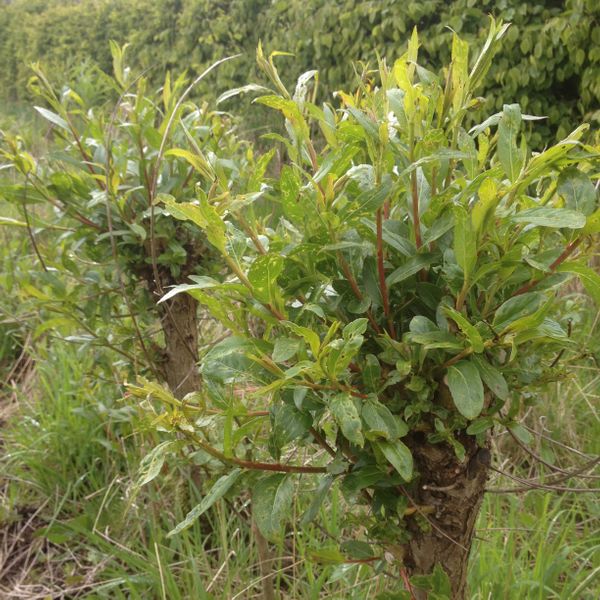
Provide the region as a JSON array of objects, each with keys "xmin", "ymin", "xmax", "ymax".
[{"xmin": 131, "ymin": 21, "xmax": 599, "ymax": 597}]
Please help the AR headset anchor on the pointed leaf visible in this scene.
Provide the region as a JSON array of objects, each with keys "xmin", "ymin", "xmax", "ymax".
[
  {"xmin": 557, "ymin": 168, "xmax": 596, "ymax": 216},
  {"xmin": 168, "ymin": 469, "xmax": 241, "ymax": 536},
  {"xmin": 472, "ymin": 355, "xmax": 508, "ymax": 400},
  {"xmin": 252, "ymin": 474, "xmax": 294, "ymax": 541},
  {"xmin": 300, "ymin": 476, "xmax": 334, "ymax": 525},
  {"xmin": 248, "ymin": 254, "xmax": 284, "ymax": 305},
  {"xmin": 375, "ymin": 439, "xmax": 413, "ymax": 481},
  {"xmin": 453, "ymin": 206, "xmax": 477, "ymax": 282},
  {"xmin": 34, "ymin": 106, "xmax": 69, "ymax": 132},
  {"xmin": 512, "ymin": 207, "xmax": 586, "ymax": 229},
  {"xmin": 497, "ymin": 104, "xmax": 523, "ymax": 182}
]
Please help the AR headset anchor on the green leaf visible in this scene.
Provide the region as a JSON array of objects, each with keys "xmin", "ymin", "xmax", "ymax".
[
  {"xmin": 451, "ymin": 33, "xmax": 469, "ymax": 112},
  {"xmin": 466, "ymin": 417, "xmax": 495, "ymax": 435},
  {"xmin": 272, "ymin": 337, "xmax": 303, "ymax": 363},
  {"xmin": 273, "ymin": 403, "xmax": 312, "ymax": 446},
  {"xmin": 497, "ymin": 103, "xmax": 523, "ymax": 182},
  {"xmin": 443, "ymin": 306, "xmax": 484, "ymax": 352},
  {"xmin": 422, "ymin": 211, "xmax": 454, "ymax": 246},
  {"xmin": 310, "ymin": 545, "xmax": 345, "ymax": 564},
  {"xmin": 508, "ymin": 422, "xmax": 533, "ymax": 445},
  {"xmin": 330, "ymin": 393, "xmax": 364, "ymax": 447},
  {"xmin": 557, "ymin": 168, "xmax": 596, "ymax": 216},
  {"xmin": 340, "ymin": 540, "xmax": 375, "ymax": 560},
  {"xmin": 34, "ymin": 106, "xmax": 70, "ymax": 131},
  {"xmin": 165, "ymin": 148, "xmax": 213, "ymax": 179},
  {"xmin": 279, "ymin": 165, "xmax": 304, "ymax": 222},
  {"xmin": 162, "ymin": 196, "xmax": 227, "ymax": 253},
  {"xmin": 583, "ymin": 209, "xmax": 600, "ymax": 234},
  {"xmin": 374, "ymin": 439, "xmax": 413, "ymax": 481},
  {"xmin": 342, "ymin": 318, "xmax": 369, "ymax": 339},
  {"xmin": 283, "ymin": 321, "xmax": 321, "ymax": 357},
  {"xmin": 386, "ymin": 254, "xmax": 433, "ymax": 287},
  {"xmin": 472, "ymin": 178, "xmax": 498, "ymax": 236},
  {"xmin": 248, "ymin": 254, "xmax": 284, "ymax": 305},
  {"xmin": 300, "ymin": 476, "xmax": 334, "ymax": 525},
  {"xmin": 447, "ymin": 360, "xmax": 484, "ymax": 419},
  {"xmin": 137, "ymin": 440, "xmax": 178, "ymax": 487},
  {"xmin": 472, "ymin": 355, "xmax": 508, "ymax": 400},
  {"xmin": 406, "ymin": 331, "xmax": 464, "ymax": 350},
  {"xmin": 252, "ymin": 473, "xmax": 294, "ymax": 541},
  {"xmin": 453, "ymin": 206, "xmax": 477, "ymax": 282},
  {"xmin": 168, "ymin": 469, "xmax": 241, "ymax": 536},
  {"xmin": 255, "ymin": 95, "xmax": 309, "ymax": 138},
  {"xmin": 493, "ymin": 292, "xmax": 545, "ymax": 331},
  {"xmin": 411, "ymin": 563, "xmax": 452, "ymax": 596},
  {"xmin": 362, "ymin": 399, "xmax": 398, "ymax": 440},
  {"xmin": 511, "ymin": 207, "xmax": 586, "ymax": 229},
  {"xmin": 362, "ymin": 218, "xmax": 414, "ymax": 256},
  {"xmin": 217, "ymin": 84, "xmax": 272, "ymax": 104},
  {"xmin": 556, "ymin": 263, "xmax": 600, "ymax": 306},
  {"xmin": 363, "ymin": 354, "xmax": 382, "ymax": 392}
]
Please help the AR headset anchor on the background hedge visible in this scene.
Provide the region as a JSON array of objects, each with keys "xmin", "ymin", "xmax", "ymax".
[{"xmin": 1, "ymin": 0, "xmax": 598, "ymax": 144}]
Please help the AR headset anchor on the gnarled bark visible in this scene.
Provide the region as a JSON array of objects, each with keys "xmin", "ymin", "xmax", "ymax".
[
  {"xmin": 160, "ymin": 293, "xmax": 200, "ymax": 398},
  {"xmin": 404, "ymin": 433, "xmax": 490, "ymax": 599}
]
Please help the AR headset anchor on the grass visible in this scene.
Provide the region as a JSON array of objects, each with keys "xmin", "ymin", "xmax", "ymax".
[{"xmin": 1, "ymin": 305, "xmax": 599, "ymax": 598}]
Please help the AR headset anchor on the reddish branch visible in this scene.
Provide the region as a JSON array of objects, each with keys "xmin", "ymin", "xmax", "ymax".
[
  {"xmin": 183, "ymin": 429, "xmax": 327, "ymax": 474},
  {"xmin": 410, "ymin": 170, "xmax": 422, "ymax": 250},
  {"xmin": 510, "ymin": 237, "xmax": 582, "ymax": 298},
  {"xmin": 338, "ymin": 252, "xmax": 382, "ymax": 334},
  {"xmin": 376, "ymin": 208, "xmax": 396, "ymax": 339}
]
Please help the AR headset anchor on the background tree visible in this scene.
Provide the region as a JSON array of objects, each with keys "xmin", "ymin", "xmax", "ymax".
[
  {"xmin": 0, "ymin": 47, "xmax": 257, "ymax": 397},
  {"xmin": 1, "ymin": 0, "xmax": 598, "ymax": 146}
]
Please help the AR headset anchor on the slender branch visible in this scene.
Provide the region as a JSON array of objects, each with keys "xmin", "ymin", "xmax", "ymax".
[
  {"xmin": 486, "ymin": 463, "xmax": 599, "ymax": 494},
  {"xmin": 237, "ymin": 213, "xmax": 267, "ymax": 255},
  {"xmin": 376, "ymin": 208, "xmax": 396, "ymax": 339},
  {"xmin": 224, "ymin": 256, "xmax": 285, "ymax": 322},
  {"xmin": 337, "ymin": 252, "xmax": 381, "ymax": 334},
  {"xmin": 65, "ymin": 117, "xmax": 106, "ymax": 191},
  {"xmin": 309, "ymin": 427, "xmax": 337, "ymax": 458},
  {"xmin": 399, "ymin": 567, "xmax": 417, "ymax": 600},
  {"xmin": 29, "ymin": 174, "xmax": 102, "ymax": 230},
  {"xmin": 505, "ymin": 424, "xmax": 600, "ymax": 480},
  {"xmin": 410, "ymin": 170, "xmax": 422, "ymax": 250},
  {"xmin": 519, "ymin": 424, "xmax": 593, "ymax": 459},
  {"xmin": 21, "ymin": 176, "xmax": 48, "ymax": 272},
  {"xmin": 441, "ymin": 339, "xmax": 495, "ymax": 370},
  {"xmin": 182, "ymin": 429, "xmax": 327, "ymax": 473},
  {"xmin": 300, "ymin": 380, "xmax": 369, "ymax": 400}
]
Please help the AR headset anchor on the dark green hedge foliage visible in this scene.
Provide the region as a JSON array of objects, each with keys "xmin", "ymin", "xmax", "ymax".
[{"xmin": 1, "ymin": 0, "xmax": 598, "ymax": 144}]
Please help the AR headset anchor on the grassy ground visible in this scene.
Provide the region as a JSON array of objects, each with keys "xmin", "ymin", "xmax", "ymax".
[{"xmin": 1, "ymin": 300, "xmax": 599, "ymax": 598}]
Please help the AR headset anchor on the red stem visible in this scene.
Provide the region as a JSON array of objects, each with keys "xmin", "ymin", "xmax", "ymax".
[
  {"xmin": 185, "ymin": 429, "xmax": 327, "ymax": 473},
  {"xmin": 338, "ymin": 253, "xmax": 382, "ymax": 334},
  {"xmin": 376, "ymin": 208, "xmax": 396, "ymax": 339},
  {"xmin": 410, "ymin": 170, "xmax": 422, "ymax": 250},
  {"xmin": 511, "ymin": 237, "xmax": 582, "ymax": 298}
]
